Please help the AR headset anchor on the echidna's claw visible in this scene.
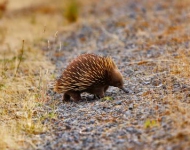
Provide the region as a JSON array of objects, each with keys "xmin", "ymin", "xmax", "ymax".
[
  {"xmin": 93, "ymin": 95, "xmax": 100, "ymax": 99},
  {"xmin": 97, "ymin": 95, "xmax": 101, "ymax": 99}
]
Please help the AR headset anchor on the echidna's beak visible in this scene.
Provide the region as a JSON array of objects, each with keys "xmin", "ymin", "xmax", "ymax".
[{"xmin": 120, "ymin": 87, "xmax": 129, "ymax": 93}]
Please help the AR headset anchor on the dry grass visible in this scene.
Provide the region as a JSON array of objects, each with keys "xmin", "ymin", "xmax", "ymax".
[
  {"xmin": 155, "ymin": 56, "xmax": 190, "ymax": 147},
  {"xmin": 0, "ymin": 41, "xmax": 55, "ymax": 149},
  {"xmin": 0, "ymin": 0, "xmax": 59, "ymax": 149},
  {"xmin": 137, "ymin": 49, "xmax": 190, "ymax": 147},
  {"xmin": 168, "ymin": 50, "xmax": 190, "ymax": 140}
]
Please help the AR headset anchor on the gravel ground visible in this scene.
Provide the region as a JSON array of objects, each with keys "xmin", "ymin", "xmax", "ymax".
[{"xmin": 37, "ymin": 0, "xmax": 190, "ymax": 149}]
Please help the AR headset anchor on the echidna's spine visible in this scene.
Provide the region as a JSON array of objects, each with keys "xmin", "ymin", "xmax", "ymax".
[{"xmin": 54, "ymin": 54, "xmax": 117, "ymax": 93}]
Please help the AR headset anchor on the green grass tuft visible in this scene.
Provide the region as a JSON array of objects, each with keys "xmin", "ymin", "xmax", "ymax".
[{"xmin": 64, "ymin": 0, "xmax": 80, "ymax": 23}]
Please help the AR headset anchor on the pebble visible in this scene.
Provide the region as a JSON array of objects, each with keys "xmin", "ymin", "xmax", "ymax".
[
  {"xmin": 115, "ymin": 100, "xmax": 123, "ymax": 105},
  {"xmin": 129, "ymin": 103, "xmax": 134, "ymax": 110}
]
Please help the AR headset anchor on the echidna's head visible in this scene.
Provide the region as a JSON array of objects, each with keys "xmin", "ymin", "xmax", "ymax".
[
  {"xmin": 109, "ymin": 68, "xmax": 128, "ymax": 93},
  {"xmin": 109, "ymin": 68, "xmax": 124, "ymax": 88}
]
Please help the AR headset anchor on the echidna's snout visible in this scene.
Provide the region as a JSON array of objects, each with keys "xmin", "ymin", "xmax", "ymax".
[{"xmin": 110, "ymin": 69, "xmax": 128, "ymax": 93}]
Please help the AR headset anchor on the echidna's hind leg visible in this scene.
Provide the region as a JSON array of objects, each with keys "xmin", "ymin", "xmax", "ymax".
[
  {"xmin": 69, "ymin": 91, "xmax": 81, "ymax": 101},
  {"xmin": 63, "ymin": 93, "xmax": 70, "ymax": 101},
  {"xmin": 104, "ymin": 86, "xmax": 109, "ymax": 92}
]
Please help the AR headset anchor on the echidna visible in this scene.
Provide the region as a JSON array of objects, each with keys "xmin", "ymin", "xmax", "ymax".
[{"xmin": 54, "ymin": 53, "xmax": 128, "ymax": 101}]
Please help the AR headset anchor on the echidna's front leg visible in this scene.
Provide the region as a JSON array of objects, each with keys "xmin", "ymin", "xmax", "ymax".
[
  {"xmin": 95, "ymin": 88, "xmax": 105, "ymax": 99},
  {"xmin": 96, "ymin": 86, "xmax": 110, "ymax": 98},
  {"xmin": 69, "ymin": 91, "xmax": 81, "ymax": 101},
  {"xmin": 63, "ymin": 93, "xmax": 70, "ymax": 101}
]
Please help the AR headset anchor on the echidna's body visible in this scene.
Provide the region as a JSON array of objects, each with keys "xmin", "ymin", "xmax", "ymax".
[{"xmin": 54, "ymin": 53, "xmax": 128, "ymax": 101}]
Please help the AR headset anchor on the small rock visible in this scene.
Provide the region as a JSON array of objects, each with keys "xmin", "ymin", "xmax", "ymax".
[
  {"xmin": 126, "ymin": 127, "xmax": 141, "ymax": 135},
  {"xmin": 88, "ymin": 119, "xmax": 95, "ymax": 124},
  {"xmin": 115, "ymin": 100, "xmax": 123, "ymax": 105},
  {"xmin": 129, "ymin": 103, "xmax": 134, "ymax": 110},
  {"xmin": 116, "ymin": 139, "xmax": 126, "ymax": 144},
  {"xmin": 126, "ymin": 110, "xmax": 132, "ymax": 115},
  {"xmin": 64, "ymin": 124, "xmax": 71, "ymax": 130}
]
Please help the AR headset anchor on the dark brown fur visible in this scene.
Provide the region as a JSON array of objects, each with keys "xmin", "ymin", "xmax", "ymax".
[{"xmin": 54, "ymin": 53, "xmax": 127, "ymax": 101}]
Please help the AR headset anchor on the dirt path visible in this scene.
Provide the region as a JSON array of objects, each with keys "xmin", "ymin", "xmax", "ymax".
[{"xmin": 39, "ymin": 0, "xmax": 190, "ymax": 149}]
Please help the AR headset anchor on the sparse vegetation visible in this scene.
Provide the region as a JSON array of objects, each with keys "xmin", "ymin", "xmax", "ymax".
[
  {"xmin": 64, "ymin": 0, "xmax": 80, "ymax": 23},
  {"xmin": 0, "ymin": 0, "xmax": 59, "ymax": 149}
]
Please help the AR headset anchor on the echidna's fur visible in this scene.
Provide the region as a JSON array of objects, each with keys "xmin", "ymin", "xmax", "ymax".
[{"xmin": 54, "ymin": 53, "xmax": 128, "ymax": 101}]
